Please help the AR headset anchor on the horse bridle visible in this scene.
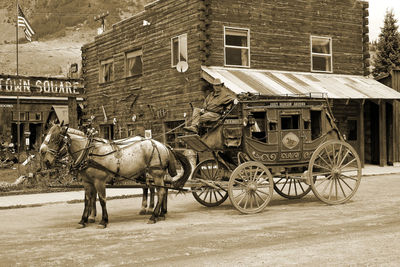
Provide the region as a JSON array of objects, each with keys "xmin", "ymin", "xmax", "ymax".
[{"xmin": 43, "ymin": 126, "xmax": 69, "ymax": 158}]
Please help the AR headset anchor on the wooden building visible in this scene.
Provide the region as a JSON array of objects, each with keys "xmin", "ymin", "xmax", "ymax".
[
  {"xmin": 377, "ymin": 69, "xmax": 400, "ymax": 165},
  {"xmin": 0, "ymin": 74, "xmax": 83, "ymax": 151},
  {"xmin": 81, "ymin": 0, "xmax": 400, "ymax": 166}
]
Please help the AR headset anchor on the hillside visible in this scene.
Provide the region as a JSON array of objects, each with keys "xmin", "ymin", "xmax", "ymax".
[{"xmin": 0, "ymin": 0, "xmax": 152, "ymax": 77}]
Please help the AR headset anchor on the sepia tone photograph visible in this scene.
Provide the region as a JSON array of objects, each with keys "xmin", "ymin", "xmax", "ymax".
[{"xmin": 1, "ymin": 0, "xmax": 400, "ymax": 265}]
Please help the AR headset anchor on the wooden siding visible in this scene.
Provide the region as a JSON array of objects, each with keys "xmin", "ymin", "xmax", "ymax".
[
  {"xmin": 82, "ymin": 0, "xmax": 207, "ymax": 139},
  {"xmin": 207, "ymin": 0, "xmax": 366, "ymax": 75},
  {"xmin": 82, "ymin": 0, "xmax": 368, "ymax": 141}
]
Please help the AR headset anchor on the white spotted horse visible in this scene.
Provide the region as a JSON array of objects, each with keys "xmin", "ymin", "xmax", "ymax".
[{"xmin": 40, "ymin": 123, "xmax": 191, "ymax": 228}]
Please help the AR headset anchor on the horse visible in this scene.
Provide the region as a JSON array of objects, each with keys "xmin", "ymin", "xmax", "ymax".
[{"xmin": 40, "ymin": 123, "xmax": 191, "ymax": 228}]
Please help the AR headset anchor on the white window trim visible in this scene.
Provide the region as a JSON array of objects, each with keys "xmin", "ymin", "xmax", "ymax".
[
  {"xmin": 224, "ymin": 26, "xmax": 251, "ymax": 68},
  {"xmin": 171, "ymin": 33, "xmax": 188, "ymax": 67},
  {"xmin": 99, "ymin": 58, "xmax": 114, "ymax": 83},
  {"xmin": 125, "ymin": 49, "xmax": 143, "ymax": 77},
  {"xmin": 310, "ymin": 35, "xmax": 333, "ymax": 73}
]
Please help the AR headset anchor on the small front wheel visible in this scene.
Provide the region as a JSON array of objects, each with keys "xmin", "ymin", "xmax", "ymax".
[
  {"xmin": 191, "ymin": 159, "xmax": 229, "ymax": 207},
  {"xmin": 228, "ymin": 161, "xmax": 273, "ymax": 214}
]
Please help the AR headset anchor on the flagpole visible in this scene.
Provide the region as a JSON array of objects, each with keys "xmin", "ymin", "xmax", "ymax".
[{"xmin": 16, "ymin": 0, "xmax": 21, "ymax": 169}]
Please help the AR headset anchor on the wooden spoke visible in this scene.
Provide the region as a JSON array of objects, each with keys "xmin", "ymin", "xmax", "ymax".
[
  {"xmin": 309, "ymin": 140, "xmax": 361, "ymax": 204},
  {"xmin": 192, "ymin": 159, "xmax": 229, "ymax": 207},
  {"xmin": 229, "ymin": 161, "xmax": 273, "ymax": 214}
]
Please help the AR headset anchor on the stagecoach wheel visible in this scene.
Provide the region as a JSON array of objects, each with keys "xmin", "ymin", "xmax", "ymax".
[
  {"xmin": 273, "ymin": 176, "xmax": 312, "ymax": 199},
  {"xmin": 228, "ymin": 161, "xmax": 273, "ymax": 214},
  {"xmin": 309, "ymin": 140, "xmax": 362, "ymax": 205},
  {"xmin": 191, "ymin": 159, "xmax": 229, "ymax": 207}
]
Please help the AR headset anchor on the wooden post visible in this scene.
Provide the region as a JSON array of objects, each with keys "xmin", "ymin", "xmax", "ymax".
[
  {"xmin": 379, "ymin": 101, "xmax": 387, "ymax": 166},
  {"xmin": 68, "ymin": 97, "xmax": 78, "ymax": 128},
  {"xmin": 359, "ymin": 101, "xmax": 365, "ymax": 167}
]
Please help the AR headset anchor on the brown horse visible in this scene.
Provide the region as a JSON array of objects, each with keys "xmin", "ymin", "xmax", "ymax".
[{"xmin": 40, "ymin": 124, "xmax": 191, "ymax": 228}]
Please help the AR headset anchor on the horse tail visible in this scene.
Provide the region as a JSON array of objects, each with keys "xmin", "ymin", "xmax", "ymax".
[{"xmin": 170, "ymin": 150, "xmax": 192, "ymax": 189}]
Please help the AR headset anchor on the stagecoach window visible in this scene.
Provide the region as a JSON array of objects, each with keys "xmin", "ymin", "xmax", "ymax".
[
  {"xmin": 251, "ymin": 112, "xmax": 267, "ymax": 142},
  {"xmin": 281, "ymin": 115, "xmax": 299, "ymax": 130},
  {"xmin": 311, "ymin": 111, "xmax": 322, "ymax": 140},
  {"xmin": 311, "ymin": 36, "xmax": 332, "ymax": 73},
  {"xmin": 125, "ymin": 49, "xmax": 143, "ymax": 77},
  {"xmin": 99, "ymin": 58, "xmax": 114, "ymax": 83},
  {"xmin": 224, "ymin": 27, "xmax": 250, "ymax": 67},
  {"xmin": 171, "ymin": 34, "xmax": 187, "ymax": 67}
]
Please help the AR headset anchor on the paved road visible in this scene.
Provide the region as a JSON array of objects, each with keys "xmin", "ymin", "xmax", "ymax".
[{"xmin": 1, "ymin": 174, "xmax": 400, "ymax": 266}]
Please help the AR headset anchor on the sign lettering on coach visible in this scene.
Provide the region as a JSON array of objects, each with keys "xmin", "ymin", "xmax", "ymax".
[{"xmin": 0, "ymin": 75, "xmax": 83, "ymax": 97}]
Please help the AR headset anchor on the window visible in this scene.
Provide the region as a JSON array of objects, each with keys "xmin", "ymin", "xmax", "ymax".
[
  {"xmin": 99, "ymin": 58, "xmax": 114, "ymax": 83},
  {"xmin": 12, "ymin": 112, "xmax": 27, "ymax": 121},
  {"xmin": 165, "ymin": 120, "xmax": 186, "ymax": 148},
  {"xmin": 171, "ymin": 34, "xmax": 187, "ymax": 67},
  {"xmin": 311, "ymin": 36, "xmax": 332, "ymax": 72},
  {"xmin": 224, "ymin": 27, "xmax": 250, "ymax": 67},
  {"xmin": 281, "ymin": 115, "xmax": 300, "ymax": 130},
  {"xmin": 125, "ymin": 49, "xmax": 143, "ymax": 77},
  {"xmin": 29, "ymin": 112, "xmax": 42, "ymax": 121},
  {"xmin": 310, "ymin": 111, "xmax": 322, "ymax": 140},
  {"xmin": 100, "ymin": 124, "xmax": 114, "ymax": 140}
]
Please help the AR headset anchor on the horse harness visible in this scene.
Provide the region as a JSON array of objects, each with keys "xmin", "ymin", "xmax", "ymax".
[{"xmin": 64, "ymin": 134, "xmax": 168, "ymax": 186}]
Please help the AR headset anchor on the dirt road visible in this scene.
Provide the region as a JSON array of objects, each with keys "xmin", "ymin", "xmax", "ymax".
[{"xmin": 1, "ymin": 174, "xmax": 400, "ymax": 266}]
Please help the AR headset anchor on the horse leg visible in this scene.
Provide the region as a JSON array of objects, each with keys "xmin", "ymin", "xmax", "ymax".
[
  {"xmin": 159, "ymin": 189, "xmax": 168, "ymax": 220},
  {"xmin": 148, "ymin": 173, "xmax": 165, "ymax": 224},
  {"xmin": 94, "ymin": 180, "xmax": 108, "ymax": 228},
  {"xmin": 139, "ymin": 188, "xmax": 148, "ymax": 215},
  {"xmin": 88, "ymin": 190, "xmax": 97, "ymax": 223},
  {"xmin": 148, "ymin": 187, "xmax": 155, "ymax": 214},
  {"xmin": 78, "ymin": 182, "xmax": 94, "ymax": 228}
]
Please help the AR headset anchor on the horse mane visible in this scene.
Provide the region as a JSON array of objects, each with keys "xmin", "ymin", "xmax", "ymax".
[{"xmin": 67, "ymin": 128, "xmax": 86, "ymax": 137}]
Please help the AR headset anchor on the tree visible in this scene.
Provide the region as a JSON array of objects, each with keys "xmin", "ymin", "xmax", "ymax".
[{"xmin": 372, "ymin": 9, "xmax": 400, "ymax": 78}]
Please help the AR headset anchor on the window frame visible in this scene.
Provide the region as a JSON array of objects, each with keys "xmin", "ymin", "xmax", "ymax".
[
  {"xmin": 99, "ymin": 58, "xmax": 115, "ymax": 84},
  {"xmin": 310, "ymin": 35, "xmax": 333, "ymax": 73},
  {"xmin": 171, "ymin": 33, "xmax": 188, "ymax": 67},
  {"xmin": 125, "ymin": 49, "xmax": 143, "ymax": 78},
  {"xmin": 224, "ymin": 26, "xmax": 250, "ymax": 68}
]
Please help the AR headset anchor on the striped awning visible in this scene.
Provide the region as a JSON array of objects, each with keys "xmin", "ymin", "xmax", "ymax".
[{"xmin": 201, "ymin": 66, "xmax": 400, "ymax": 99}]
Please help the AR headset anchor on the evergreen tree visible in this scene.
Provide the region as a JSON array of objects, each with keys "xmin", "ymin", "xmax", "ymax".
[{"xmin": 373, "ymin": 9, "xmax": 400, "ymax": 78}]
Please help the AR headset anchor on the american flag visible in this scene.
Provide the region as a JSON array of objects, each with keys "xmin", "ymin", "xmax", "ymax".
[{"xmin": 17, "ymin": 5, "xmax": 35, "ymax": 42}]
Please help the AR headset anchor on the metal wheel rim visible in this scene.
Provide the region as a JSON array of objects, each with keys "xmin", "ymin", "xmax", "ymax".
[
  {"xmin": 228, "ymin": 161, "xmax": 273, "ymax": 214},
  {"xmin": 309, "ymin": 140, "xmax": 362, "ymax": 204},
  {"xmin": 191, "ymin": 159, "xmax": 229, "ymax": 207}
]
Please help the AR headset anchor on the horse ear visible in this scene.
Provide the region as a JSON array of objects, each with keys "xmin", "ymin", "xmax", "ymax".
[{"xmin": 60, "ymin": 120, "xmax": 64, "ymax": 127}]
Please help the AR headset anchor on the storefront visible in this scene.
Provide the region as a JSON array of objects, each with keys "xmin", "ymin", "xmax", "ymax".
[{"xmin": 0, "ymin": 74, "xmax": 83, "ymax": 151}]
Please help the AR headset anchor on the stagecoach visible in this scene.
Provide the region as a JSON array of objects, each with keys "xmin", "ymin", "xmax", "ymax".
[{"xmin": 180, "ymin": 93, "xmax": 362, "ymax": 214}]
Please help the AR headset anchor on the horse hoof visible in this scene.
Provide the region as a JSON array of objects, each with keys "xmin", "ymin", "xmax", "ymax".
[
  {"xmin": 139, "ymin": 210, "xmax": 146, "ymax": 215},
  {"xmin": 97, "ymin": 224, "xmax": 107, "ymax": 229},
  {"xmin": 147, "ymin": 219, "xmax": 156, "ymax": 224},
  {"xmin": 77, "ymin": 223, "xmax": 86, "ymax": 229}
]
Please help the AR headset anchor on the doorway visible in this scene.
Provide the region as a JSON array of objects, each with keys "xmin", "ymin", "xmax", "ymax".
[{"xmin": 364, "ymin": 101, "xmax": 379, "ymax": 164}]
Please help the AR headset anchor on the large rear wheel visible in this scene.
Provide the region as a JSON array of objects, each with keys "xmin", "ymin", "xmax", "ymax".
[
  {"xmin": 228, "ymin": 161, "xmax": 273, "ymax": 214},
  {"xmin": 309, "ymin": 140, "xmax": 362, "ymax": 204}
]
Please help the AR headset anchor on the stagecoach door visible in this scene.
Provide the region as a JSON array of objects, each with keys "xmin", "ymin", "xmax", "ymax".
[{"xmin": 278, "ymin": 111, "xmax": 302, "ymax": 161}]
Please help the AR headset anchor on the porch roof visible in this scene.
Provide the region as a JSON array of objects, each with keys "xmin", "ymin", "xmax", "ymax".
[
  {"xmin": 201, "ymin": 66, "xmax": 400, "ymax": 99},
  {"xmin": 52, "ymin": 105, "xmax": 69, "ymax": 124}
]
